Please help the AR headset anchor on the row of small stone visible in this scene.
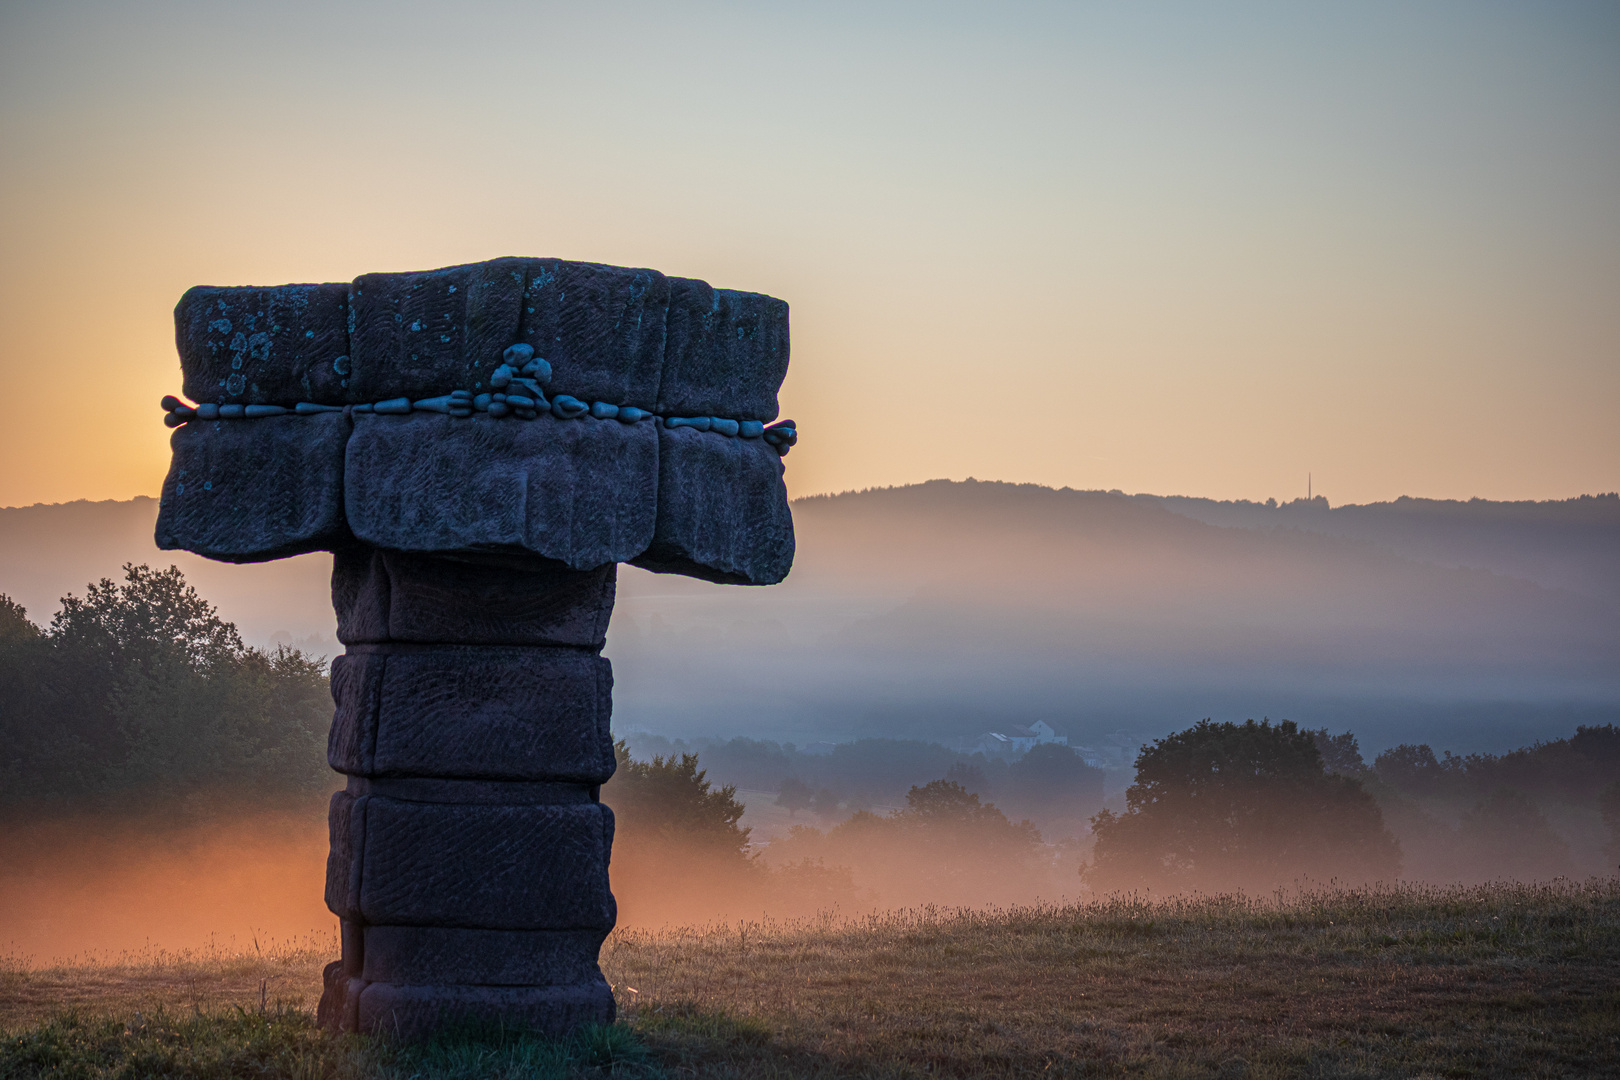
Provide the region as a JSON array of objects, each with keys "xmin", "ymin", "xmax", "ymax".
[{"xmin": 161, "ymin": 345, "xmax": 797, "ymax": 453}]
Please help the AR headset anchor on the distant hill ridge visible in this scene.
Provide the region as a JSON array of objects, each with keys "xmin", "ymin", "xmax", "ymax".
[
  {"xmin": 792, "ymin": 480, "xmax": 1620, "ymax": 601},
  {"xmin": 3, "ymin": 482, "xmax": 1617, "ymax": 757}
]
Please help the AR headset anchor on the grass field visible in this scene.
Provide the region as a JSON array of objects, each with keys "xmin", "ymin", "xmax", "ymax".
[{"xmin": 4, "ymin": 879, "xmax": 1618, "ymax": 1078}]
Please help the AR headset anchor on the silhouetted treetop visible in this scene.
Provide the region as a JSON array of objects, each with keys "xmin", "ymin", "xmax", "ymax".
[
  {"xmin": 1311, "ymin": 729, "xmax": 1366, "ymax": 775},
  {"xmin": 605, "ymin": 739, "xmax": 751, "ymax": 857},
  {"xmin": 0, "ymin": 595, "xmax": 40, "ymax": 642},
  {"xmin": 0, "ymin": 565, "xmax": 328, "ymax": 816},
  {"xmin": 1087, "ymin": 719, "xmax": 1400, "ymax": 893},
  {"xmin": 1374, "ymin": 726, "xmax": 1619, "ymax": 805}
]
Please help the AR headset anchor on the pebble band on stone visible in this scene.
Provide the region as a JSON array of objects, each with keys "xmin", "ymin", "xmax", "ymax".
[{"xmin": 159, "ymin": 340, "xmax": 797, "ymax": 455}]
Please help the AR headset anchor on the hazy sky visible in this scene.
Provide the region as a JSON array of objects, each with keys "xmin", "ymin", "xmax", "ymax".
[{"xmin": 1, "ymin": 0, "xmax": 1615, "ymax": 508}]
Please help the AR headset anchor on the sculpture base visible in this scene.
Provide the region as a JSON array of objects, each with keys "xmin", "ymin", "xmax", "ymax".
[
  {"xmin": 318, "ymin": 961, "xmax": 614, "ymax": 1039},
  {"xmin": 317, "ymin": 546, "xmax": 619, "ymax": 1039}
]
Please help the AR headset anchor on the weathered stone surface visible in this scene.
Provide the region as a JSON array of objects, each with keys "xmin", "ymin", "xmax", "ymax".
[
  {"xmin": 330, "ymin": 547, "xmax": 617, "ymax": 647},
  {"xmin": 659, "ymin": 278, "xmax": 790, "ymax": 422},
  {"xmin": 326, "ymin": 790, "xmax": 365, "ymax": 922},
  {"xmin": 164, "ymin": 259, "xmax": 797, "ymax": 585},
  {"xmin": 343, "ymin": 413, "xmax": 657, "ymax": 569},
  {"xmin": 342, "ymin": 777, "xmax": 596, "ymax": 803},
  {"xmin": 329, "ymin": 648, "xmax": 614, "ymax": 781},
  {"xmin": 316, "ymin": 961, "xmax": 366, "ymax": 1033},
  {"xmin": 631, "ymin": 425, "xmax": 795, "ymax": 585},
  {"xmin": 173, "ymin": 259, "xmax": 791, "ymax": 421},
  {"xmin": 176, "ymin": 283, "xmax": 350, "ymax": 406},
  {"xmin": 357, "ymin": 981, "xmax": 614, "ymax": 1039},
  {"xmin": 340, "ymin": 919, "xmax": 364, "ymax": 976},
  {"xmin": 514, "ymin": 259, "xmax": 669, "ymax": 410},
  {"xmin": 326, "ymin": 655, "xmax": 376, "ymax": 776},
  {"xmin": 362, "ymin": 926, "xmax": 608, "ymax": 986},
  {"xmin": 347, "ymin": 260, "xmax": 528, "ymax": 403},
  {"xmin": 156, "ymin": 412, "xmax": 351, "ymax": 561},
  {"xmin": 327, "ymin": 795, "xmax": 616, "ymax": 930},
  {"xmin": 347, "ymin": 258, "xmax": 671, "ymax": 408}
]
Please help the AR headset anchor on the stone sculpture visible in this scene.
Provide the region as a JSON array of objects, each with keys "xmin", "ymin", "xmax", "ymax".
[{"xmin": 153, "ymin": 257, "xmax": 796, "ymax": 1038}]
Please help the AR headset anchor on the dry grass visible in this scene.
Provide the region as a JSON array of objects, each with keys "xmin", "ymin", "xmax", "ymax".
[
  {"xmin": 0, "ymin": 932, "xmax": 333, "ymax": 1033},
  {"xmin": 603, "ymin": 878, "xmax": 1620, "ymax": 1077},
  {"xmin": 4, "ymin": 879, "xmax": 1618, "ymax": 1077}
]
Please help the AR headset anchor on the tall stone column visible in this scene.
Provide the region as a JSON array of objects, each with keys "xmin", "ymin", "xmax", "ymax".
[
  {"xmin": 153, "ymin": 255, "xmax": 796, "ymax": 1039},
  {"xmin": 316, "ymin": 548, "xmax": 620, "ymax": 1037}
]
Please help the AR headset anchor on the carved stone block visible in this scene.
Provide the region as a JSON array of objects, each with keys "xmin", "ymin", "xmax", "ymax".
[
  {"xmin": 631, "ymin": 424, "xmax": 795, "ymax": 585},
  {"xmin": 348, "ymin": 260, "xmax": 528, "ymax": 403},
  {"xmin": 361, "ymin": 925, "xmax": 608, "ymax": 986},
  {"xmin": 330, "ymin": 546, "xmax": 617, "ymax": 647},
  {"xmin": 156, "ymin": 412, "xmax": 351, "ymax": 562},
  {"xmin": 176, "ymin": 282, "xmax": 351, "ymax": 406},
  {"xmin": 660, "ymin": 277, "xmax": 790, "ymax": 422},
  {"xmin": 513, "ymin": 259, "xmax": 670, "ymax": 409},
  {"xmin": 343, "ymin": 412, "xmax": 658, "ymax": 569},
  {"xmin": 327, "ymin": 648, "xmax": 614, "ymax": 782},
  {"xmin": 158, "ymin": 257, "xmax": 797, "ymax": 1040},
  {"xmin": 357, "ymin": 982, "xmax": 614, "ymax": 1040},
  {"xmin": 326, "ymin": 793, "xmax": 616, "ymax": 930}
]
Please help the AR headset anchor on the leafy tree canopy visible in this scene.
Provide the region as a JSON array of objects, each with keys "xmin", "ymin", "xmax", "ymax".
[
  {"xmin": 775, "ymin": 776, "xmax": 813, "ymax": 816},
  {"xmin": 0, "ymin": 595, "xmax": 41, "ymax": 642},
  {"xmin": 1311, "ymin": 729, "xmax": 1366, "ymax": 775},
  {"xmin": 1086, "ymin": 719, "xmax": 1400, "ymax": 893},
  {"xmin": 605, "ymin": 739, "xmax": 751, "ymax": 858},
  {"xmin": 1457, "ymin": 788, "xmax": 1573, "ymax": 881},
  {"xmin": 1373, "ymin": 727, "xmax": 1619, "ymax": 806},
  {"xmin": 0, "ymin": 565, "xmax": 330, "ymax": 816},
  {"xmin": 50, "ymin": 564, "xmax": 243, "ymax": 674}
]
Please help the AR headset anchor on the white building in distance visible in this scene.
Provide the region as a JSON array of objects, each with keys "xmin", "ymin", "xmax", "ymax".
[{"xmin": 971, "ymin": 720, "xmax": 1068, "ymax": 757}]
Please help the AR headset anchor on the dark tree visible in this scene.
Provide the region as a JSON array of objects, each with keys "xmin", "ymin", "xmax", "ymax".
[
  {"xmin": 810, "ymin": 787, "xmax": 843, "ymax": 820},
  {"xmin": 894, "ymin": 780, "xmax": 1043, "ymax": 885},
  {"xmin": 776, "ymin": 776, "xmax": 813, "ymax": 817},
  {"xmin": 0, "ymin": 595, "xmax": 40, "ymax": 642},
  {"xmin": 0, "ymin": 566, "xmax": 330, "ymax": 815},
  {"xmin": 762, "ymin": 777, "xmax": 1051, "ymax": 909},
  {"xmin": 807, "ymin": 738, "xmax": 963, "ymax": 805},
  {"xmin": 604, "ymin": 739, "xmax": 751, "ymax": 857},
  {"xmin": 944, "ymin": 761, "xmax": 991, "ymax": 796},
  {"xmin": 1456, "ymin": 789, "xmax": 1573, "ymax": 881},
  {"xmin": 1373, "ymin": 743, "xmax": 1447, "ymax": 796},
  {"xmin": 1005, "ymin": 743, "xmax": 1104, "ymax": 822},
  {"xmin": 1086, "ymin": 719, "xmax": 1400, "ymax": 893},
  {"xmin": 1311, "ymin": 729, "xmax": 1366, "ymax": 775},
  {"xmin": 1374, "ymin": 725, "xmax": 1618, "ymax": 818},
  {"xmin": 690, "ymin": 736, "xmax": 796, "ymax": 790},
  {"xmin": 50, "ymin": 564, "xmax": 243, "ymax": 674},
  {"xmin": 900, "ymin": 780, "xmax": 1038, "ymax": 840}
]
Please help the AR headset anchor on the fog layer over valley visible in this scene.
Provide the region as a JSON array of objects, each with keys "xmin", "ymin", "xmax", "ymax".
[
  {"xmin": 616, "ymin": 482, "xmax": 1620, "ymax": 754},
  {"xmin": 4, "ymin": 482, "xmax": 1615, "ymax": 755}
]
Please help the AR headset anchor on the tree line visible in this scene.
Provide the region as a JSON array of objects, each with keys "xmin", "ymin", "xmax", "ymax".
[
  {"xmin": 0, "ymin": 565, "xmax": 331, "ymax": 816},
  {"xmin": 6, "ymin": 565, "xmax": 1614, "ymax": 912},
  {"xmin": 611, "ymin": 717, "xmax": 1620, "ymax": 913},
  {"xmin": 623, "ymin": 733, "xmax": 1106, "ymax": 831}
]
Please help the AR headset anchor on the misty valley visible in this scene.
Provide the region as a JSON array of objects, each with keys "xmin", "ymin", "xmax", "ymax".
[
  {"xmin": 3, "ymin": 482, "xmax": 1618, "ymax": 946},
  {"xmin": 3, "ymin": 482, "xmax": 1617, "ymax": 1077}
]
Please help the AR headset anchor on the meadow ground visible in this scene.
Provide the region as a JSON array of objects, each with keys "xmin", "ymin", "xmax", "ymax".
[{"xmin": 2, "ymin": 879, "xmax": 1617, "ymax": 1078}]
